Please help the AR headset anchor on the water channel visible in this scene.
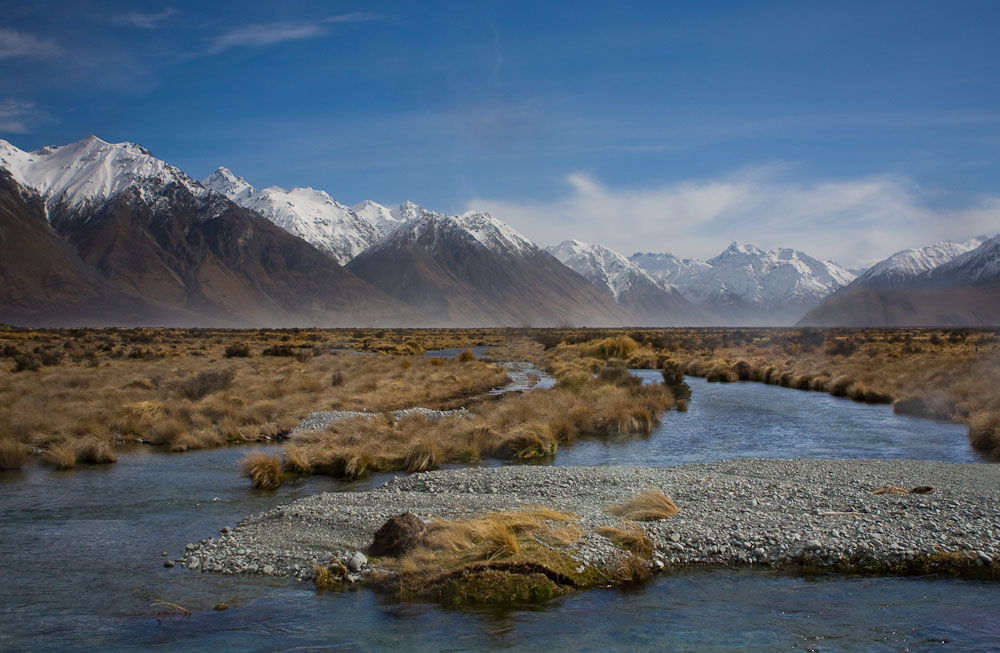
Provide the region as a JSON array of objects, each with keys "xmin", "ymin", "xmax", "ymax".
[{"xmin": 0, "ymin": 372, "xmax": 997, "ymax": 650}]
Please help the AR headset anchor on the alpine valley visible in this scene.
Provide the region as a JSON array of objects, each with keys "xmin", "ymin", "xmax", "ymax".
[{"xmin": 0, "ymin": 136, "xmax": 996, "ymax": 327}]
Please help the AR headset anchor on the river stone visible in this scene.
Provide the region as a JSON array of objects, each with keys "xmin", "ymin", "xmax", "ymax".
[
  {"xmin": 348, "ymin": 552, "xmax": 368, "ymax": 571},
  {"xmin": 368, "ymin": 512, "xmax": 426, "ymax": 557}
]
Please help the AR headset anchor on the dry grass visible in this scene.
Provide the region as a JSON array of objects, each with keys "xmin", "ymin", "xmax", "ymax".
[
  {"xmin": 374, "ymin": 508, "xmax": 593, "ymax": 604},
  {"xmin": 284, "ymin": 360, "xmax": 677, "ymax": 479},
  {"xmin": 606, "ymin": 489, "xmax": 680, "ymax": 521},
  {"xmin": 42, "ymin": 441, "xmax": 77, "ymax": 469},
  {"xmin": 0, "ymin": 327, "xmax": 511, "ymax": 470},
  {"xmin": 0, "ymin": 439, "xmax": 30, "ymax": 470},
  {"xmin": 239, "ymin": 450, "xmax": 282, "ymax": 489},
  {"xmin": 595, "ymin": 524, "xmax": 654, "ymax": 558}
]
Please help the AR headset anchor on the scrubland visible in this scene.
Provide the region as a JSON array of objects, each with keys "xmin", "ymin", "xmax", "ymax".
[
  {"xmin": 3, "ymin": 325, "xmax": 998, "ymax": 476},
  {"xmin": 0, "ymin": 326, "xmax": 508, "ymax": 471}
]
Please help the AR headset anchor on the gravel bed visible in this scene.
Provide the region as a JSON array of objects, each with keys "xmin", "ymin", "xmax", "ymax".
[
  {"xmin": 179, "ymin": 458, "xmax": 1000, "ymax": 582},
  {"xmin": 292, "ymin": 406, "xmax": 470, "ymax": 434}
]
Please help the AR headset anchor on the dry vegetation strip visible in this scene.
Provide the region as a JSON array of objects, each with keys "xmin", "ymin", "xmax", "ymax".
[
  {"xmin": 0, "ymin": 326, "xmax": 509, "ymax": 470},
  {"xmin": 278, "ymin": 358, "xmax": 677, "ymax": 482}
]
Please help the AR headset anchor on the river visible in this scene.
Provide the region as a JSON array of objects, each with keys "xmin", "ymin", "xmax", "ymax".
[{"xmin": 0, "ymin": 373, "xmax": 997, "ymax": 651}]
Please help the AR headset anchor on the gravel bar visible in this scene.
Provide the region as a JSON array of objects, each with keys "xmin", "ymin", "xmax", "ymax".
[{"xmin": 180, "ymin": 458, "xmax": 1000, "ymax": 581}]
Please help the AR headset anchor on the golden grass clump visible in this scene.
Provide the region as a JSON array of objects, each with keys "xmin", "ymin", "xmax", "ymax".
[
  {"xmin": 969, "ymin": 411, "xmax": 1000, "ymax": 458},
  {"xmin": 606, "ymin": 489, "xmax": 680, "ymax": 521},
  {"xmin": 239, "ymin": 450, "xmax": 282, "ymax": 489},
  {"xmin": 75, "ymin": 436, "xmax": 117, "ymax": 464},
  {"xmin": 595, "ymin": 524, "xmax": 654, "ymax": 559},
  {"xmin": 42, "ymin": 441, "xmax": 77, "ymax": 470},
  {"xmin": 0, "ymin": 439, "xmax": 31, "ymax": 470}
]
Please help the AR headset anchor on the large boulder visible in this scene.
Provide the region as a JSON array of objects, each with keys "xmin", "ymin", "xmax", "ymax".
[{"xmin": 368, "ymin": 512, "xmax": 426, "ymax": 557}]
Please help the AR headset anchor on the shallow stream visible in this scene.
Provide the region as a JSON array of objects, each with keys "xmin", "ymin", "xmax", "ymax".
[{"xmin": 0, "ymin": 372, "xmax": 997, "ymax": 650}]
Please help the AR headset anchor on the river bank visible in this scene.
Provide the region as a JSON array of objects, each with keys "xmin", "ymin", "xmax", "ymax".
[{"xmin": 181, "ymin": 458, "xmax": 1000, "ymax": 592}]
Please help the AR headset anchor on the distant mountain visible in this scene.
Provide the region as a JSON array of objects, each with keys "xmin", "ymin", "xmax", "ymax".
[
  {"xmin": 347, "ymin": 210, "xmax": 630, "ymax": 327},
  {"xmin": 546, "ymin": 240, "xmax": 708, "ymax": 325},
  {"xmin": 800, "ymin": 235, "xmax": 1000, "ymax": 326},
  {"xmin": 630, "ymin": 242, "xmax": 855, "ymax": 325},
  {"xmin": 853, "ymin": 237, "xmax": 987, "ymax": 289},
  {"xmin": 0, "ymin": 136, "xmax": 419, "ymax": 326},
  {"xmin": 203, "ymin": 167, "xmax": 385, "ymax": 265}
]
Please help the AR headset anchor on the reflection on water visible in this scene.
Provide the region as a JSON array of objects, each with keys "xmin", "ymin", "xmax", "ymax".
[
  {"xmin": 552, "ymin": 372, "xmax": 985, "ymax": 466},
  {"xmin": 0, "ymin": 372, "xmax": 995, "ymax": 651}
]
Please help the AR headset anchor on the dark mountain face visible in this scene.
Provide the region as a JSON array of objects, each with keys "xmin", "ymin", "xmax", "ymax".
[
  {"xmin": 1, "ymin": 173, "xmax": 421, "ymax": 327},
  {"xmin": 346, "ymin": 216, "xmax": 631, "ymax": 327},
  {"xmin": 799, "ymin": 236, "xmax": 1000, "ymax": 327},
  {"xmin": 0, "ymin": 171, "xmax": 184, "ymax": 326}
]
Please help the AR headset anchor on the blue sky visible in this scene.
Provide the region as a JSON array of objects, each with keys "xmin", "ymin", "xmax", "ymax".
[{"xmin": 1, "ymin": 0, "xmax": 999, "ymax": 265}]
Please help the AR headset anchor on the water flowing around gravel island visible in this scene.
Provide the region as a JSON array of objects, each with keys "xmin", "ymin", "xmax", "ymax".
[{"xmin": 0, "ymin": 371, "xmax": 995, "ymax": 650}]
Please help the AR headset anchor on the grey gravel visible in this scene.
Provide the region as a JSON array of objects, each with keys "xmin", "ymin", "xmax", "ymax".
[
  {"xmin": 292, "ymin": 406, "xmax": 470, "ymax": 434},
  {"xmin": 180, "ymin": 458, "xmax": 1000, "ymax": 582}
]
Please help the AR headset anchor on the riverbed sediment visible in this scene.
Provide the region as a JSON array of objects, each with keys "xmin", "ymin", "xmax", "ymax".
[{"xmin": 180, "ymin": 458, "xmax": 1000, "ymax": 584}]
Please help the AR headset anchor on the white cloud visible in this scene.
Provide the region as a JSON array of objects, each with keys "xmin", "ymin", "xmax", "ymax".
[
  {"xmin": 0, "ymin": 28, "xmax": 61, "ymax": 60},
  {"xmin": 112, "ymin": 8, "xmax": 177, "ymax": 29},
  {"xmin": 468, "ymin": 169, "xmax": 1000, "ymax": 267},
  {"xmin": 0, "ymin": 99, "xmax": 40, "ymax": 134},
  {"xmin": 209, "ymin": 13, "xmax": 383, "ymax": 53}
]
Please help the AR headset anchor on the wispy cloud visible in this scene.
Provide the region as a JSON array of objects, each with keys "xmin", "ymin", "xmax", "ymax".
[
  {"xmin": 208, "ymin": 13, "xmax": 384, "ymax": 53},
  {"xmin": 0, "ymin": 99, "xmax": 43, "ymax": 134},
  {"xmin": 0, "ymin": 27, "xmax": 61, "ymax": 60},
  {"xmin": 112, "ymin": 8, "xmax": 177, "ymax": 29},
  {"xmin": 469, "ymin": 169, "xmax": 1000, "ymax": 267}
]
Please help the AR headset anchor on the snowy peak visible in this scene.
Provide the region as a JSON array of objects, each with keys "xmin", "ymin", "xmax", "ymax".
[
  {"xmin": 352, "ymin": 199, "xmax": 403, "ymax": 235},
  {"xmin": 379, "ymin": 208, "xmax": 537, "ymax": 257},
  {"xmin": 931, "ymin": 234, "xmax": 1000, "ymax": 283},
  {"xmin": 858, "ymin": 237, "xmax": 988, "ymax": 287},
  {"xmin": 203, "ymin": 166, "xmax": 254, "ymax": 203},
  {"xmin": 0, "ymin": 135, "xmax": 204, "ymax": 213},
  {"xmin": 202, "ymin": 167, "xmax": 379, "ymax": 265},
  {"xmin": 630, "ymin": 242, "xmax": 855, "ymax": 324},
  {"xmin": 548, "ymin": 239, "xmax": 664, "ymax": 299}
]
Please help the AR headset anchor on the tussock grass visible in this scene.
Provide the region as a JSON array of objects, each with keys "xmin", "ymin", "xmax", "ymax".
[
  {"xmin": 595, "ymin": 524, "xmax": 654, "ymax": 558},
  {"xmin": 285, "ymin": 363, "xmax": 676, "ymax": 480},
  {"xmin": 0, "ymin": 327, "xmax": 511, "ymax": 471},
  {"xmin": 43, "ymin": 441, "xmax": 77, "ymax": 469},
  {"xmin": 607, "ymin": 489, "xmax": 680, "ymax": 521},
  {"xmin": 239, "ymin": 450, "xmax": 282, "ymax": 489},
  {"xmin": 0, "ymin": 439, "xmax": 30, "ymax": 470},
  {"xmin": 377, "ymin": 508, "xmax": 589, "ymax": 604},
  {"xmin": 75, "ymin": 437, "xmax": 116, "ymax": 464}
]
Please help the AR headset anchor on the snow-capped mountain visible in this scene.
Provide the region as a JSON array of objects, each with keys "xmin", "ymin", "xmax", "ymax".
[
  {"xmin": 630, "ymin": 242, "xmax": 855, "ymax": 324},
  {"xmin": 0, "ymin": 135, "xmax": 205, "ymax": 215},
  {"xmin": 548, "ymin": 239, "xmax": 665, "ymax": 299},
  {"xmin": 352, "ymin": 199, "xmax": 403, "ymax": 236},
  {"xmin": 855, "ymin": 237, "xmax": 987, "ymax": 288},
  {"xmin": 800, "ymin": 234, "xmax": 1000, "ymax": 327},
  {"xmin": 203, "ymin": 167, "xmax": 383, "ymax": 265},
  {"xmin": 0, "ymin": 136, "xmax": 417, "ymax": 326},
  {"xmin": 347, "ymin": 213, "xmax": 628, "ymax": 326},
  {"xmin": 546, "ymin": 239, "xmax": 707, "ymax": 325}
]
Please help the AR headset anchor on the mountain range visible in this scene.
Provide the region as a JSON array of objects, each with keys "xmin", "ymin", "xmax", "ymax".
[
  {"xmin": 800, "ymin": 236, "xmax": 1000, "ymax": 326},
  {"xmin": 1, "ymin": 135, "xmax": 996, "ymax": 327},
  {"xmin": 629, "ymin": 243, "xmax": 856, "ymax": 325}
]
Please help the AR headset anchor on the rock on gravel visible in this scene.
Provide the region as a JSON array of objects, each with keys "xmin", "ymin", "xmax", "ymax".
[{"xmin": 180, "ymin": 458, "xmax": 1000, "ymax": 581}]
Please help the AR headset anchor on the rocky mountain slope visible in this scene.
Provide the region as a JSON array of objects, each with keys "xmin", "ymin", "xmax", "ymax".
[
  {"xmin": 203, "ymin": 167, "xmax": 385, "ymax": 265},
  {"xmin": 800, "ymin": 235, "xmax": 1000, "ymax": 326},
  {"xmin": 347, "ymin": 210, "xmax": 630, "ymax": 327},
  {"xmin": 630, "ymin": 243, "xmax": 855, "ymax": 325},
  {"xmin": 546, "ymin": 240, "xmax": 708, "ymax": 325},
  {"xmin": 0, "ymin": 137, "xmax": 417, "ymax": 326},
  {"xmin": 852, "ymin": 237, "xmax": 987, "ymax": 289}
]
